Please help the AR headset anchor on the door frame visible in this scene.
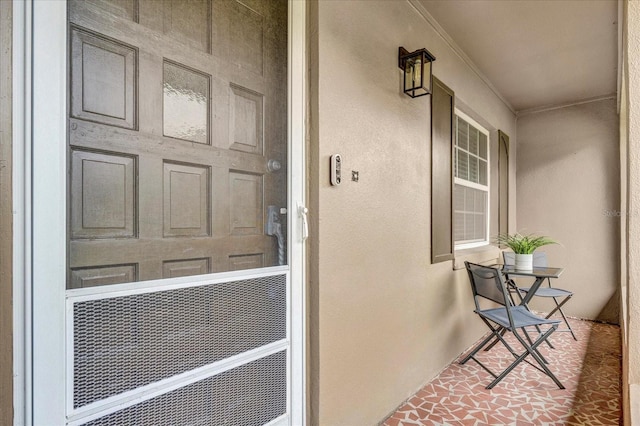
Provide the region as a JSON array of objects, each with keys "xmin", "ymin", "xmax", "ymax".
[{"xmin": 14, "ymin": 0, "xmax": 307, "ymax": 424}]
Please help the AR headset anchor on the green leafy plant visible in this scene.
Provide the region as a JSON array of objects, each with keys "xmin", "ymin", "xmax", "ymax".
[{"xmin": 495, "ymin": 233, "xmax": 557, "ymax": 254}]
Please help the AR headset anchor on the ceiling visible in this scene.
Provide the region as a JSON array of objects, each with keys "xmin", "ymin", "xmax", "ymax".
[{"xmin": 417, "ymin": 0, "xmax": 618, "ymax": 113}]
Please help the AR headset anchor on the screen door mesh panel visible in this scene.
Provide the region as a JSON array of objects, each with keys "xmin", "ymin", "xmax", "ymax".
[
  {"xmin": 84, "ymin": 350, "xmax": 287, "ymax": 426},
  {"xmin": 73, "ymin": 274, "xmax": 286, "ymax": 408}
]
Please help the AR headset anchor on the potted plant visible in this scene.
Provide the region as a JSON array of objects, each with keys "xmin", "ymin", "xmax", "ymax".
[{"xmin": 495, "ymin": 233, "xmax": 557, "ymax": 270}]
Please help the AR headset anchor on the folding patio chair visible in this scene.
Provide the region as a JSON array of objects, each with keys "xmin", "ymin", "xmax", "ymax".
[
  {"xmin": 460, "ymin": 262, "xmax": 564, "ymax": 389},
  {"xmin": 503, "ymin": 251, "xmax": 577, "ymax": 340}
]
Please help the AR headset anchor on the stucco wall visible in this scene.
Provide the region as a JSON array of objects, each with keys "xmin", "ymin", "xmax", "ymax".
[
  {"xmin": 309, "ymin": 1, "xmax": 516, "ymax": 424},
  {"xmin": 625, "ymin": 0, "xmax": 640, "ymax": 423},
  {"xmin": 516, "ymin": 100, "xmax": 619, "ymax": 323},
  {"xmin": 621, "ymin": 48, "xmax": 630, "ymax": 426}
]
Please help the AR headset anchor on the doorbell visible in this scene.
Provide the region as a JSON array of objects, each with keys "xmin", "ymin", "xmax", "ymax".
[{"xmin": 330, "ymin": 154, "xmax": 342, "ymax": 186}]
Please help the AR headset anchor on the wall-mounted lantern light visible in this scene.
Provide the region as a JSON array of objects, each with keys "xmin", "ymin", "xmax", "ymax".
[{"xmin": 398, "ymin": 46, "xmax": 436, "ymax": 98}]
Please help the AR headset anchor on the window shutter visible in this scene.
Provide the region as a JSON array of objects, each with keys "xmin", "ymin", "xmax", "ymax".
[
  {"xmin": 431, "ymin": 77, "xmax": 454, "ymax": 263},
  {"xmin": 498, "ymin": 130, "xmax": 510, "ymax": 237}
]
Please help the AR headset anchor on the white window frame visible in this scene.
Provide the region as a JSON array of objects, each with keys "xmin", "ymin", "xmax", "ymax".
[{"xmin": 454, "ymin": 109, "xmax": 490, "ymax": 250}]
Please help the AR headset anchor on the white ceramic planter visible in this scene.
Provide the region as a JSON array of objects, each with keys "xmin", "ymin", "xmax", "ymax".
[{"xmin": 515, "ymin": 253, "xmax": 533, "ymax": 270}]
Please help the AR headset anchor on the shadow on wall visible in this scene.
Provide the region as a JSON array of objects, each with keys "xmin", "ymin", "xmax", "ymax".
[{"xmin": 597, "ymin": 286, "xmax": 621, "ymax": 325}]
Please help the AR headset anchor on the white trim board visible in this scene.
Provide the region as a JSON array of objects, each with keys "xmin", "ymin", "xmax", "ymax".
[
  {"xmin": 31, "ymin": 0, "xmax": 68, "ymax": 423},
  {"xmin": 12, "ymin": 0, "xmax": 32, "ymax": 424}
]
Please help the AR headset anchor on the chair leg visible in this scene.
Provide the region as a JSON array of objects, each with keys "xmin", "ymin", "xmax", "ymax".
[
  {"xmin": 534, "ymin": 324, "xmax": 555, "ymax": 349},
  {"xmin": 521, "ymin": 327, "xmax": 551, "ymax": 363},
  {"xmin": 484, "ymin": 328, "xmax": 564, "ymax": 389},
  {"xmin": 461, "ymin": 323, "xmax": 514, "ymax": 380},
  {"xmin": 484, "ymin": 323, "xmax": 542, "ymax": 354},
  {"xmin": 487, "ymin": 326, "xmax": 564, "ymax": 390},
  {"xmin": 558, "ymin": 307, "xmax": 578, "ymax": 341},
  {"xmin": 484, "ymin": 328, "xmax": 507, "ymax": 351},
  {"xmin": 460, "ymin": 325, "xmax": 504, "ymax": 364},
  {"xmin": 461, "ymin": 320, "xmax": 537, "ymax": 382},
  {"xmin": 518, "ymin": 329, "xmax": 567, "ymax": 374},
  {"xmin": 546, "ymin": 296, "xmax": 578, "ymax": 341},
  {"xmin": 516, "ymin": 332, "xmax": 565, "ymax": 390},
  {"xmin": 526, "ymin": 344, "xmax": 565, "ymax": 390}
]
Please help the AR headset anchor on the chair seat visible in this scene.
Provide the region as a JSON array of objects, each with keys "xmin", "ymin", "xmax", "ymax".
[
  {"xmin": 519, "ymin": 287, "xmax": 573, "ymax": 298},
  {"xmin": 477, "ymin": 306, "xmax": 561, "ymax": 329}
]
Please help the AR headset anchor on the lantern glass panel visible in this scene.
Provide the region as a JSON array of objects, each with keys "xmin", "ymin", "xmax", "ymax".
[
  {"xmin": 403, "ymin": 58, "xmax": 415, "ymax": 94},
  {"xmin": 423, "ymin": 57, "xmax": 432, "ymax": 92},
  {"xmin": 403, "ymin": 52, "xmax": 431, "ymax": 97}
]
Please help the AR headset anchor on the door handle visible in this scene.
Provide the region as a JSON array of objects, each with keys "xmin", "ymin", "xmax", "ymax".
[{"xmin": 298, "ymin": 204, "xmax": 309, "ymax": 241}]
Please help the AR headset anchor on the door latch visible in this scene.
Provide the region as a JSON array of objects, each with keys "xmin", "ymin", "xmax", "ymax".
[{"xmin": 298, "ymin": 204, "xmax": 309, "ymax": 241}]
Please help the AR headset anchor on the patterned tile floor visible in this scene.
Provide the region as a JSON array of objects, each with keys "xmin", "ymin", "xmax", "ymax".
[{"xmin": 383, "ymin": 318, "xmax": 621, "ymax": 425}]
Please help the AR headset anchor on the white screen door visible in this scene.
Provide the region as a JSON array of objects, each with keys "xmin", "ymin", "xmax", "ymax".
[{"xmin": 28, "ymin": 0, "xmax": 305, "ymax": 424}]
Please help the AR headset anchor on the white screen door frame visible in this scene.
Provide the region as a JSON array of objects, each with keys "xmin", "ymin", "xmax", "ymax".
[{"xmin": 18, "ymin": 0, "xmax": 307, "ymax": 424}]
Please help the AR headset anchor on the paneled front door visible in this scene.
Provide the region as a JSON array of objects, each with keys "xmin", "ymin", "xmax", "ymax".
[{"xmin": 68, "ymin": 0, "xmax": 287, "ymax": 284}]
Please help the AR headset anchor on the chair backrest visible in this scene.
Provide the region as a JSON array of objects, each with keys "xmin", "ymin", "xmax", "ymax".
[
  {"xmin": 503, "ymin": 250, "xmax": 549, "ymax": 268},
  {"xmin": 533, "ymin": 251, "xmax": 548, "ymax": 267},
  {"xmin": 465, "ymin": 261, "xmax": 510, "ymax": 309},
  {"xmin": 503, "ymin": 251, "xmax": 515, "ymax": 266}
]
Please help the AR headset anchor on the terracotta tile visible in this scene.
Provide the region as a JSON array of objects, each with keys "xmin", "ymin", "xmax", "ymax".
[
  {"xmin": 381, "ymin": 319, "xmax": 621, "ymax": 425},
  {"xmin": 414, "ymin": 408, "xmax": 430, "ymax": 419},
  {"xmin": 425, "ymin": 414, "xmax": 443, "ymax": 424},
  {"xmin": 384, "ymin": 417, "xmax": 402, "ymax": 426}
]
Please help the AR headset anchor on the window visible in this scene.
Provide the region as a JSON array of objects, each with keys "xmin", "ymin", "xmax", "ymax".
[{"xmin": 454, "ymin": 110, "xmax": 489, "ymax": 249}]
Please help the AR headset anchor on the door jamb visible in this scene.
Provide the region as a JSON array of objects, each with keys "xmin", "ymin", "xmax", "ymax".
[
  {"xmin": 30, "ymin": 0, "xmax": 68, "ymax": 423},
  {"xmin": 288, "ymin": 0, "xmax": 307, "ymax": 424}
]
